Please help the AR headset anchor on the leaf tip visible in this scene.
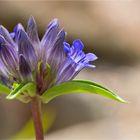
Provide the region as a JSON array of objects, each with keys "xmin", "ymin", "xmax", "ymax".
[
  {"xmin": 116, "ymin": 96, "xmax": 128, "ymax": 104},
  {"xmin": 6, "ymin": 95, "xmax": 14, "ymax": 100}
]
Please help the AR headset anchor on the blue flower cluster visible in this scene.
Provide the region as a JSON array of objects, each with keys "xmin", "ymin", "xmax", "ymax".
[{"xmin": 0, "ymin": 16, "xmax": 97, "ymax": 95}]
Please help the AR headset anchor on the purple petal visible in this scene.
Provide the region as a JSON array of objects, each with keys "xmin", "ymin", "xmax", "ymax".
[
  {"xmin": 67, "ymin": 40, "xmax": 84, "ymax": 59},
  {"xmin": 56, "ymin": 40, "xmax": 97, "ymax": 84},
  {"xmin": 10, "ymin": 32, "xmax": 15, "ymax": 39},
  {"xmin": 14, "ymin": 23, "xmax": 25, "ymax": 34},
  {"xmin": 73, "ymin": 39, "xmax": 84, "ymax": 50},
  {"xmin": 56, "ymin": 58, "xmax": 77, "ymax": 84},
  {"xmin": 64, "ymin": 42, "xmax": 70, "ymax": 53},
  {"xmin": 48, "ymin": 18, "xmax": 58, "ymax": 29},
  {"xmin": 0, "ymin": 35, "xmax": 18, "ymax": 73},
  {"xmin": 0, "ymin": 59, "xmax": 9, "ymax": 78},
  {"xmin": 14, "ymin": 23, "xmax": 25, "ymax": 42},
  {"xmin": 46, "ymin": 29, "xmax": 66, "ymax": 72},
  {"xmin": 56, "ymin": 58, "xmax": 90, "ymax": 84},
  {"xmin": 17, "ymin": 29, "xmax": 37, "ymax": 69},
  {"xmin": 0, "ymin": 35, "xmax": 17, "ymax": 66},
  {"xmin": 27, "ymin": 16, "xmax": 40, "ymax": 44},
  {"xmin": 19, "ymin": 54, "xmax": 32, "ymax": 81},
  {"xmin": 41, "ymin": 19, "xmax": 59, "ymax": 50},
  {"xmin": 84, "ymin": 53, "xmax": 98, "ymax": 62},
  {"xmin": 0, "ymin": 25, "xmax": 16, "ymax": 47},
  {"xmin": 85, "ymin": 64, "xmax": 96, "ymax": 69}
]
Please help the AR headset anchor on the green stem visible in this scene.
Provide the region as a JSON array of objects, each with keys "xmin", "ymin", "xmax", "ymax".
[{"xmin": 31, "ymin": 96, "xmax": 44, "ymax": 140}]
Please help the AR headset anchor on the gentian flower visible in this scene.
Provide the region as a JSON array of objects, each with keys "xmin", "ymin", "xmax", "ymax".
[
  {"xmin": 0, "ymin": 16, "xmax": 126, "ymax": 140},
  {"xmin": 0, "ymin": 16, "xmax": 97, "ymax": 96}
]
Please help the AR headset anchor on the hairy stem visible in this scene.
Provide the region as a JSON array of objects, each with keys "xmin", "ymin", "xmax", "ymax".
[{"xmin": 31, "ymin": 96, "xmax": 44, "ymax": 140}]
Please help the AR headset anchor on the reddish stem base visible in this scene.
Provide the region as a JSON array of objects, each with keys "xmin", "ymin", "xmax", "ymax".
[{"xmin": 31, "ymin": 97, "xmax": 44, "ymax": 140}]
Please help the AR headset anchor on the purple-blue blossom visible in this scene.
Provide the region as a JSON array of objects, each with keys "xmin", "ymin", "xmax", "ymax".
[{"xmin": 0, "ymin": 16, "xmax": 97, "ymax": 95}]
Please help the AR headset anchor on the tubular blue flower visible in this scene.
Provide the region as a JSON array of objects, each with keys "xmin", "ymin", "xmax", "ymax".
[
  {"xmin": 0, "ymin": 16, "xmax": 97, "ymax": 95},
  {"xmin": 56, "ymin": 40, "xmax": 97, "ymax": 84}
]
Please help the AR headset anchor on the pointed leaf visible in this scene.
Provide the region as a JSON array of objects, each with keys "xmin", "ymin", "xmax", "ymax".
[
  {"xmin": 6, "ymin": 82, "xmax": 36, "ymax": 100},
  {"xmin": 73, "ymin": 80, "xmax": 112, "ymax": 92},
  {"xmin": 41, "ymin": 80, "xmax": 126, "ymax": 103},
  {"xmin": 0, "ymin": 83, "xmax": 10, "ymax": 94}
]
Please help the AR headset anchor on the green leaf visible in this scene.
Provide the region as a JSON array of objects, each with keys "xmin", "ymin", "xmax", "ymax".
[
  {"xmin": 73, "ymin": 80, "xmax": 112, "ymax": 92},
  {"xmin": 6, "ymin": 82, "xmax": 36, "ymax": 100},
  {"xmin": 41, "ymin": 80, "xmax": 127, "ymax": 103},
  {"xmin": 0, "ymin": 83, "xmax": 10, "ymax": 94}
]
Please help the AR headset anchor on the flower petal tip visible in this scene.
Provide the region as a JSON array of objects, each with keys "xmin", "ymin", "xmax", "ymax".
[
  {"xmin": 14, "ymin": 23, "xmax": 24, "ymax": 36},
  {"xmin": 64, "ymin": 42, "xmax": 70, "ymax": 53},
  {"xmin": 28, "ymin": 16, "xmax": 36, "ymax": 27},
  {"xmin": 73, "ymin": 39, "xmax": 84, "ymax": 50},
  {"xmin": 48, "ymin": 18, "xmax": 59, "ymax": 29}
]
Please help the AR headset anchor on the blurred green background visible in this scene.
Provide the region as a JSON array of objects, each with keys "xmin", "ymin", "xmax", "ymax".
[{"xmin": 0, "ymin": 1, "xmax": 140, "ymax": 139}]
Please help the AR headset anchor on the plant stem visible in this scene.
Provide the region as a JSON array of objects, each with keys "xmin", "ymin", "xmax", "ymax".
[{"xmin": 31, "ymin": 96, "xmax": 44, "ymax": 140}]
